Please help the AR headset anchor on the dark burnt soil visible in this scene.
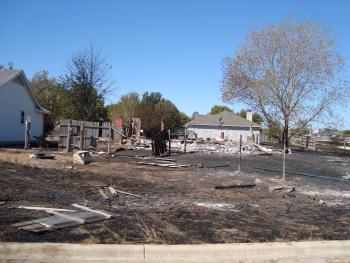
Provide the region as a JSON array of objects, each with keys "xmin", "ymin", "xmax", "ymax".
[{"xmin": 0, "ymin": 150, "xmax": 349, "ymax": 244}]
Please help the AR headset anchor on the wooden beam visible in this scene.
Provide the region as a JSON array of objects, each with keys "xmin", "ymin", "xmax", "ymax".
[
  {"xmin": 18, "ymin": 206, "xmax": 76, "ymax": 212},
  {"xmin": 71, "ymin": 204, "xmax": 112, "ymax": 219},
  {"xmin": 46, "ymin": 210, "xmax": 85, "ymax": 224},
  {"xmin": 106, "ymin": 187, "xmax": 142, "ymax": 198}
]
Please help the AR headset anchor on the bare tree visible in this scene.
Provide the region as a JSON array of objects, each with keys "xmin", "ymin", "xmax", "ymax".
[
  {"xmin": 64, "ymin": 45, "xmax": 113, "ymax": 121},
  {"xmin": 221, "ymin": 19, "xmax": 349, "ymax": 146}
]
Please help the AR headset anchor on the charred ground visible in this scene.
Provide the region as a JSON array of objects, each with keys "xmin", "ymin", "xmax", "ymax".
[{"xmin": 0, "ymin": 148, "xmax": 349, "ymax": 244}]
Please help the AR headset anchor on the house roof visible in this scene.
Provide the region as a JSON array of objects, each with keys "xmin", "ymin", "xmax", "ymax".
[
  {"xmin": 186, "ymin": 111, "xmax": 261, "ymax": 128},
  {"xmin": 0, "ymin": 69, "xmax": 50, "ymax": 115}
]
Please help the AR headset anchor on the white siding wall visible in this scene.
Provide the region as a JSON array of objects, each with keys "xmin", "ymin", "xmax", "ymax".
[
  {"xmin": 0, "ymin": 81, "xmax": 44, "ymax": 142},
  {"xmin": 188, "ymin": 126, "xmax": 260, "ymax": 143}
]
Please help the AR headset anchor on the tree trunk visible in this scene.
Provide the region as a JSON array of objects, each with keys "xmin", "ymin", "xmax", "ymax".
[{"xmin": 282, "ymin": 125, "xmax": 289, "ymax": 148}]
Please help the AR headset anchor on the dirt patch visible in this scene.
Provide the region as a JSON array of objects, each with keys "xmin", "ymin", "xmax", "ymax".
[{"xmin": 0, "ymin": 149, "xmax": 349, "ymax": 244}]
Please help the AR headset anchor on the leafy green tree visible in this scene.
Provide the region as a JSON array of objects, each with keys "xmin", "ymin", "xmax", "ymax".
[
  {"xmin": 192, "ymin": 111, "xmax": 199, "ymax": 118},
  {"xmin": 156, "ymin": 99, "xmax": 181, "ymax": 130},
  {"xmin": 179, "ymin": 112, "xmax": 191, "ymax": 125},
  {"xmin": 108, "ymin": 92, "xmax": 140, "ymax": 125},
  {"xmin": 135, "ymin": 101, "xmax": 159, "ymax": 137},
  {"xmin": 135, "ymin": 92, "xmax": 184, "ymax": 137},
  {"xmin": 31, "ymin": 71, "xmax": 69, "ymax": 132},
  {"xmin": 142, "ymin": 92, "xmax": 162, "ymax": 104},
  {"xmin": 209, "ymin": 105, "xmax": 233, "ymax": 115},
  {"xmin": 239, "ymin": 109, "xmax": 263, "ymax": 124}
]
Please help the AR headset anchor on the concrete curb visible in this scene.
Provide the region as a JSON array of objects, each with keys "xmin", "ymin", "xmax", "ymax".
[{"xmin": 1, "ymin": 240, "xmax": 350, "ymax": 262}]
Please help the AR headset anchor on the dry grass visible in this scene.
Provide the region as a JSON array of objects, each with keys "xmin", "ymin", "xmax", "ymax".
[{"xmin": 134, "ymin": 215, "xmax": 166, "ymax": 244}]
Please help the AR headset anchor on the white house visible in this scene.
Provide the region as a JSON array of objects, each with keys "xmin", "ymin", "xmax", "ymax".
[
  {"xmin": 0, "ymin": 69, "xmax": 50, "ymax": 144},
  {"xmin": 185, "ymin": 111, "xmax": 261, "ymax": 143}
]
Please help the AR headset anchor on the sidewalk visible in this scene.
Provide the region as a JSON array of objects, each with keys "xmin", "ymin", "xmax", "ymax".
[{"xmin": 1, "ymin": 240, "xmax": 350, "ymax": 262}]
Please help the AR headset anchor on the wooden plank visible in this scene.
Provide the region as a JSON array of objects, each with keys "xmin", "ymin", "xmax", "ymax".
[
  {"xmin": 18, "ymin": 206, "xmax": 76, "ymax": 212},
  {"xmin": 13, "ymin": 215, "xmax": 68, "ymax": 227},
  {"xmin": 71, "ymin": 204, "xmax": 112, "ymax": 219},
  {"xmin": 137, "ymin": 161, "xmax": 191, "ymax": 168},
  {"xmin": 107, "ymin": 187, "xmax": 144, "ymax": 199},
  {"xmin": 47, "ymin": 210, "xmax": 85, "ymax": 224},
  {"xmin": 19, "ymin": 223, "xmax": 47, "ymax": 231},
  {"xmin": 98, "ymin": 189, "xmax": 110, "ymax": 200}
]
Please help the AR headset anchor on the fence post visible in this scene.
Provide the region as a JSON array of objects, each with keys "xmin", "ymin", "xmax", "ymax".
[
  {"xmin": 66, "ymin": 122, "xmax": 71, "ymax": 153},
  {"xmin": 24, "ymin": 118, "xmax": 31, "ymax": 150},
  {"xmin": 168, "ymin": 129, "xmax": 171, "ymax": 156},
  {"xmin": 282, "ymin": 141, "xmax": 286, "ymax": 181},
  {"xmin": 238, "ymin": 134, "xmax": 242, "ymax": 173},
  {"xmin": 79, "ymin": 123, "xmax": 84, "ymax": 150},
  {"xmin": 108, "ymin": 122, "xmax": 112, "ymax": 154},
  {"xmin": 184, "ymin": 127, "xmax": 187, "ymax": 154}
]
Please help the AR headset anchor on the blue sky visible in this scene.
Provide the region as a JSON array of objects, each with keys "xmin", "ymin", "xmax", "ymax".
[{"xmin": 1, "ymin": 0, "xmax": 350, "ymax": 129}]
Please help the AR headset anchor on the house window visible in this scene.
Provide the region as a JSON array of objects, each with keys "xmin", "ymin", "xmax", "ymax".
[{"xmin": 20, "ymin": 111, "xmax": 24, "ymax": 124}]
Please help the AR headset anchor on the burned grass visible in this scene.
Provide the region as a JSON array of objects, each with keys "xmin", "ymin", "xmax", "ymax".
[{"xmin": 0, "ymin": 149, "xmax": 349, "ymax": 244}]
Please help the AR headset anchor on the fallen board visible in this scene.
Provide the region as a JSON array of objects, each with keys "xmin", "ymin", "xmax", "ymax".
[
  {"xmin": 214, "ymin": 184, "xmax": 256, "ymax": 189},
  {"xmin": 13, "ymin": 210, "xmax": 112, "ymax": 233},
  {"xmin": 137, "ymin": 161, "xmax": 192, "ymax": 168}
]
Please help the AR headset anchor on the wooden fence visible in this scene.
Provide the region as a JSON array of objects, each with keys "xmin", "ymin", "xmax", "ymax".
[
  {"xmin": 291, "ymin": 136, "xmax": 350, "ymax": 156},
  {"xmin": 59, "ymin": 120, "xmax": 123, "ymax": 150}
]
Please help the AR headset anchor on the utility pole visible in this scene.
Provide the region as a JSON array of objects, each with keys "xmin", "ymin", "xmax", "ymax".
[{"xmin": 238, "ymin": 134, "xmax": 242, "ymax": 173}]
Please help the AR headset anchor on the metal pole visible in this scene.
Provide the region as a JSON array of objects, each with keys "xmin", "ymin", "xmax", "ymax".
[
  {"xmin": 66, "ymin": 122, "xmax": 71, "ymax": 153},
  {"xmin": 108, "ymin": 122, "xmax": 112, "ymax": 154},
  {"xmin": 184, "ymin": 127, "xmax": 187, "ymax": 154},
  {"xmin": 24, "ymin": 119, "xmax": 31, "ymax": 150},
  {"xmin": 238, "ymin": 134, "xmax": 242, "ymax": 172},
  {"xmin": 282, "ymin": 140, "xmax": 286, "ymax": 181},
  {"xmin": 79, "ymin": 123, "xmax": 84, "ymax": 150},
  {"xmin": 168, "ymin": 129, "xmax": 171, "ymax": 156}
]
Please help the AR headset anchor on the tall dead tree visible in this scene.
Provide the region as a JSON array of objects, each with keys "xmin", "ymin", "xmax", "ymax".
[
  {"xmin": 63, "ymin": 45, "xmax": 112, "ymax": 121},
  {"xmin": 221, "ymin": 19, "xmax": 349, "ymax": 147}
]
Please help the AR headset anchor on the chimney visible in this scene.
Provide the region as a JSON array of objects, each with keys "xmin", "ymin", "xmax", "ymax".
[{"xmin": 246, "ymin": 112, "xmax": 253, "ymax": 122}]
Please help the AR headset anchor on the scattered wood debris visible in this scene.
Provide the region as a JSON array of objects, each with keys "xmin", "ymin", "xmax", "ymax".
[
  {"xmin": 137, "ymin": 161, "xmax": 192, "ymax": 168},
  {"xmin": 13, "ymin": 204, "xmax": 113, "ymax": 233},
  {"xmin": 214, "ymin": 183, "xmax": 256, "ymax": 189},
  {"xmin": 98, "ymin": 188, "xmax": 111, "ymax": 200},
  {"xmin": 269, "ymin": 185, "xmax": 295, "ymax": 194},
  {"xmin": 108, "ymin": 186, "xmax": 142, "ymax": 198},
  {"xmin": 205, "ymin": 164, "xmax": 231, "ymax": 169},
  {"xmin": 269, "ymin": 185, "xmax": 296, "ymax": 193},
  {"xmin": 342, "ymin": 173, "xmax": 350, "ymax": 180},
  {"xmin": 269, "ymin": 186, "xmax": 284, "ymax": 191}
]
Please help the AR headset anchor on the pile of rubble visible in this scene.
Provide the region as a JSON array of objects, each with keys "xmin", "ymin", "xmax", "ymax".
[{"xmin": 171, "ymin": 139, "xmax": 266, "ymax": 154}]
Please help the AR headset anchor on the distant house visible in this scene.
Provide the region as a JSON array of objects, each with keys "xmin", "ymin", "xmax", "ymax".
[
  {"xmin": 312, "ymin": 128, "xmax": 339, "ymax": 142},
  {"xmin": 185, "ymin": 111, "xmax": 261, "ymax": 143},
  {"xmin": 0, "ymin": 69, "xmax": 50, "ymax": 144}
]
